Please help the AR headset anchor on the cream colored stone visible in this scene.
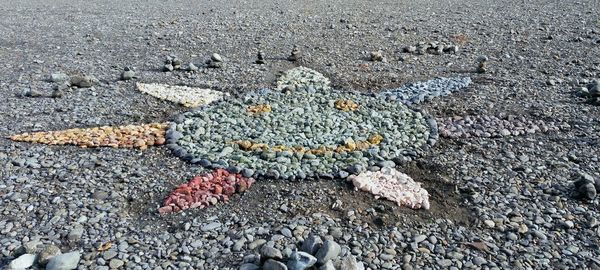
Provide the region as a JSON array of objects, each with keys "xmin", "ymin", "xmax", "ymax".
[{"xmin": 136, "ymin": 83, "xmax": 227, "ymax": 107}]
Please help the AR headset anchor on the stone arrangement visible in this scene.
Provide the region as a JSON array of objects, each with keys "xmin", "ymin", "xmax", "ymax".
[
  {"xmin": 276, "ymin": 67, "xmax": 331, "ymax": 92},
  {"xmin": 378, "ymin": 77, "xmax": 472, "ymax": 105},
  {"xmin": 136, "ymin": 82, "xmax": 227, "ymax": 107},
  {"xmin": 579, "ymin": 79, "xmax": 600, "ymax": 105},
  {"xmin": 159, "ymin": 169, "xmax": 255, "ymax": 214},
  {"xmin": 167, "ymin": 83, "xmax": 434, "ymax": 179},
  {"xmin": 402, "ymin": 42, "xmax": 459, "ymax": 55},
  {"xmin": 9, "ymin": 123, "xmax": 168, "ymax": 149},
  {"xmin": 348, "ymin": 167, "xmax": 430, "ymax": 210},
  {"xmin": 437, "ymin": 114, "xmax": 559, "ymax": 138},
  {"xmin": 241, "ymin": 236, "xmax": 364, "ymax": 270},
  {"xmin": 573, "ymin": 172, "xmax": 600, "ymax": 201}
]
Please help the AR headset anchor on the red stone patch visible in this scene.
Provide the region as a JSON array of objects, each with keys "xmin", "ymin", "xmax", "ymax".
[{"xmin": 159, "ymin": 169, "xmax": 255, "ymax": 214}]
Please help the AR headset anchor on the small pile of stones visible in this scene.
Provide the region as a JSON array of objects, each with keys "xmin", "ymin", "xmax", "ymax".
[
  {"xmin": 10, "ymin": 123, "xmax": 168, "ymax": 149},
  {"xmin": 7, "ymin": 245, "xmax": 80, "ymax": 270},
  {"xmin": 256, "ymin": 50, "xmax": 266, "ymax": 64},
  {"xmin": 370, "ymin": 51, "xmax": 386, "ymax": 62},
  {"xmin": 579, "ymin": 79, "xmax": 600, "ymax": 105},
  {"xmin": 206, "ymin": 53, "xmax": 224, "ymax": 68},
  {"xmin": 437, "ymin": 114, "xmax": 559, "ymax": 138},
  {"xmin": 476, "ymin": 55, "xmax": 488, "ymax": 73},
  {"xmin": 276, "ymin": 67, "xmax": 331, "ymax": 92},
  {"xmin": 49, "ymin": 72, "xmax": 98, "ymax": 89},
  {"xmin": 348, "ymin": 167, "xmax": 430, "ymax": 209},
  {"xmin": 402, "ymin": 42, "xmax": 459, "ymax": 55},
  {"xmin": 121, "ymin": 67, "xmax": 136, "ymax": 80},
  {"xmin": 241, "ymin": 236, "xmax": 364, "ymax": 270},
  {"xmin": 378, "ymin": 77, "xmax": 472, "ymax": 105},
  {"xmin": 573, "ymin": 172, "xmax": 600, "ymax": 201},
  {"xmin": 159, "ymin": 169, "xmax": 255, "ymax": 214},
  {"xmin": 136, "ymin": 82, "xmax": 227, "ymax": 107},
  {"xmin": 288, "ymin": 45, "xmax": 302, "ymax": 62},
  {"xmin": 163, "ymin": 55, "xmax": 182, "ymax": 72}
]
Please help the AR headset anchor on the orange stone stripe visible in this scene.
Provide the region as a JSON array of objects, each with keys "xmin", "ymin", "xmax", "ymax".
[{"xmin": 9, "ymin": 123, "xmax": 169, "ymax": 150}]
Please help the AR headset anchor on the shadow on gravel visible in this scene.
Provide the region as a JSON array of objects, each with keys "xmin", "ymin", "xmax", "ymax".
[{"xmin": 126, "ymin": 160, "xmax": 474, "ymax": 232}]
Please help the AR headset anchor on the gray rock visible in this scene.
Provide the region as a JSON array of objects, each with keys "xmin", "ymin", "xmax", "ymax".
[
  {"xmin": 70, "ymin": 75, "xmax": 97, "ymax": 88},
  {"xmin": 50, "ymin": 73, "xmax": 70, "ymax": 83},
  {"xmin": 211, "ymin": 53, "xmax": 223, "ymax": 62},
  {"xmin": 318, "ymin": 261, "xmax": 335, "ymax": 270},
  {"xmin": 263, "ymin": 259, "xmax": 288, "ymax": 270},
  {"xmin": 337, "ymin": 255, "xmax": 363, "ymax": 270},
  {"xmin": 121, "ymin": 67, "xmax": 135, "ymax": 80},
  {"xmin": 201, "ymin": 222, "xmax": 221, "ymax": 231},
  {"xmin": 46, "ymin": 251, "xmax": 81, "ymax": 270},
  {"xmin": 109, "ymin": 259, "xmax": 125, "ymax": 268},
  {"xmin": 163, "ymin": 64, "xmax": 174, "ymax": 72},
  {"xmin": 315, "ymin": 240, "xmax": 341, "ymax": 264},
  {"xmin": 287, "ymin": 251, "xmax": 317, "ymax": 270},
  {"xmin": 261, "ymin": 245, "xmax": 283, "ymax": 261},
  {"xmin": 38, "ymin": 245, "xmax": 62, "ymax": 266},
  {"xmin": 239, "ymin": 263, "xmax": 260, "ymax": 270},
  {"xmin": 68, "ymin": 226, "xmax": 84, "ymax": 242},
  {"xmin": 301, "ymin": 235, "xmax": 323, "ymax": 255},
  {"xmin": 7, "ymin": 254, "xmax": 36, "ymax": 270}
]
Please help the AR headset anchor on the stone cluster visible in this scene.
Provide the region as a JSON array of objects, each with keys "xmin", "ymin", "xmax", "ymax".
[
  {"xmin": 402, "ymin": 42, "xmax": 459, "ymax": 55},
  {"xmin": 159, "ymin": 169, "xmax": 255, "ymax": 214},
  {"xmin": 348, "ymin": 167, "xmax": 430, "ymax": 210},
  {"xmin": 276, "ymin": 67, "xmax": 331, "ymax": 92},
  {"xmin": 163, "ymin": 55, "xmax": 182, "ymax": 72},
  {"xmin": 377, "ymin": 77, "xmax": 472, "ymax": 105},
  {"xmin": 334, "ymin": 99, "xmax": 359, "ymax": 111},
  {"xmin": 573, "ymin": 172, "xmax": 600, "ymax": 201},
  {"xmin": 437, "ymin": 114, "xmax": 559, "ymax": 138},
  {"xmin": 167, "ymin": 81, "xmax": 434, "ymax": 179},
  {"xmin": 240, "ymin": 236, "xmax": 364, "ymax": 270},
  {"xmin": 579, "ymin": 79, "xmax": 600, "ymax": 105},
  {"xmin": 136, "ymin": 82, "xmax": 227, "ymax": 108},
  {"xmin": 10, "ymin": 123, "xmax": 168, "ymax": 149}
]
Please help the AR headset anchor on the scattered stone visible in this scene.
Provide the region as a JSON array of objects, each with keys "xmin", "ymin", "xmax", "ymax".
[
  {"xmin": 7, "ymin": 254, "xmax": 36, "ymax": 270},
  {"xmin": 206, "ymin": 53, "xmax": 224, "ymax": 68},
  {"xmin": 24, "ymin": 89, "xmax": 43, "ymax": 97},
  {"xmin": 38, "ymin": 245, "xmax": 62, "ymax": 266},
  {"xmin": 287, "ymin": 251, "xmax": 317, "ymax": 270},
  {"xmin": 301, "ymin": 235, "xmax": 323, "ymax": 255},
  {"xmin": 188, "ymin": 63, "xmax": 199, "ymax": 72},
  {"xmin": 574, "ymin": 172, "xmax": 598, "ymax": 200},
  {"xmin": 263, "ymin": 259, "xmax": 288, "ymax": 270},
  {"xmin": 256, "ymin": 50, "xmax": 266, "ymax": 64},
  {"xmin": 315, "ymin": 240, "xmax": 341, "ymax": 264},
  {"xmin": 70, "ymin": 75, "xmax": 97, "ymax": 88},
  {"xmin": 476, "ymin": 55, "xmax": 488, "ymax": 73},
  {"xmin": 240, "ymin": 263, "xmax": 260, "ymax": 270},
  {"xmin": 288, "ymin": 45, "xmax": 302, "ymax": 62},
  {"xmin": 121, "ymin": 67, "xmax": 135, "ymax": 80},
  {"xmin": 261, "ymin": 246, "xmax": 283, "ymax": 261},
  {"xmin": 45, "ymin": 251, "xmax": 81, "ymax": 270},
  {"xmin": 109, "ymin": 259, "xmax": 125, "ymax": 268},
  {"xmin": 50, "ymin": 73, "xmax": 70, "ymax": 84},
  {"xmin": 337, "ymin": 255, "xmax": 364, "ymax": 270},
  {"xmin": 370, "ymin": 51, "xmax": 385, "ymax": 62},
  {"xmin": 348, "ymin": 168, "xmax": 430, "ymax": 209}
]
